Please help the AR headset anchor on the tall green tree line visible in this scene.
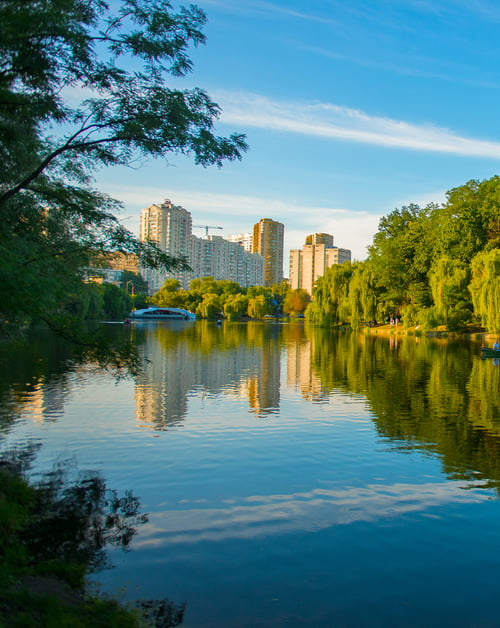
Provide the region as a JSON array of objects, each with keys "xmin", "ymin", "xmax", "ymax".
[{"xmin": 308, "ymin": 176, "xmax": 500, "ymax": 332}]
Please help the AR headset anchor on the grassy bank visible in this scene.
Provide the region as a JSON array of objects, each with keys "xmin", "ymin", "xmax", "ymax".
[
  {"xmin": 361, "ymin": 322, "xmax": 494, "ymax": 343},
  {"xmin": 0, "ymin": 461, "xmax": 184, "ymax": 628}
]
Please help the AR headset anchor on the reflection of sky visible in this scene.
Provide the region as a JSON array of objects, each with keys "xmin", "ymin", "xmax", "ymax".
[{"xmin": 136, "ymin": 481, "xmax": 491, "ymax": 546}]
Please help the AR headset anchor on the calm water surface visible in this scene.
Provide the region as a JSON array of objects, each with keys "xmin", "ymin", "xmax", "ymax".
[{"xmin": 2, "ymin": 322, "xmax": 500, "ymax": 627}]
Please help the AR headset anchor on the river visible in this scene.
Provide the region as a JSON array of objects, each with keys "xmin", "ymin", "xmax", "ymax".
[{"xmin": 1, "ymin": 321, "xmax": 500, "ymax": 627}]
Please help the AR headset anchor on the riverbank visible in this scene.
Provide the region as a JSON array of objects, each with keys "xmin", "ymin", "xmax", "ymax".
[
  {"xmin": 0, "ymin": 461, "xmax": 184, "ymax": 628},
  {"xmin": 362, "ymin": 322, "xmax": 495, "ymax": 343}
]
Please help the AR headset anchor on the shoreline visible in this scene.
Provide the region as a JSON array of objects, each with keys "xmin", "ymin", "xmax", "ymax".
[{"xmin": 362, "ymin": 323, "xmax": 495, "ymax": 342}]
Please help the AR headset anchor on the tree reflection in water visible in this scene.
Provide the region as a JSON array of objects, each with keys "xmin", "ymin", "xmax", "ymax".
[{"xmin": 307, "ymin": 327, "xmax": 500, "ymax": 492}]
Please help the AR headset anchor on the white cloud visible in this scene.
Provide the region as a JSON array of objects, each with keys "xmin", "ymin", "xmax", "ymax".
[{"xmin": 215, "ymin": 91, "xmax": 500, "ymax": 158}]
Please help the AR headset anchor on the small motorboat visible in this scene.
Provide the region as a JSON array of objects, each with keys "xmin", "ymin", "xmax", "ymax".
[{"xmin": 128, "ymin": 307, "xmax": 196, "ymax": 321}]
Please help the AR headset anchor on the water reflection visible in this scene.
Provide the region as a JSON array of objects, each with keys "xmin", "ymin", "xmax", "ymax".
[
  {"xmin": 133, "ymin": 321, "xmax": 285, "ymax": 427},
  {"xmin": 2, "ymin": 323, "xmax": 500, "ymax": 494},
  {"xmin": 136, "ymin": 480, "xmax": 491, "ymax": 546}
]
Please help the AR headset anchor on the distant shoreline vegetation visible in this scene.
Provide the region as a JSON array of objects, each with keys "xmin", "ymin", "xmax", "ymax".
[
  {"xmin": 147, "ymin": 176, "xmax": 500, "ymax": 335},
  {"xmin": 305, "ymin": 176, "xmax": 500, "ymax": 335}
]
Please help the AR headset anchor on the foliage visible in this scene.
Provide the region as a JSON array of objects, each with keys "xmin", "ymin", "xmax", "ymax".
[
  {"xmin": 0, "ymin": 454, "xmax": 187, "ymax": 628},
  {"xmin": 307, "ymin": 263, "xmax": 352, "ymax": 326},
  {"xmin": 247, "ymin": 294, "xmax": 272, "ymax": 319},
  {"xmin": 0, "ymin": 0, "xmax": 247, "ymax": 337},
  {"xmin": 469, "ymin": 249, "xmax": 500, "ymax": 332},
  {"xmin": 346, "ymin": 262, "xmax": 378, "ymax": 329},
  {"xmin": 427, "ymin": 257, "xmax": 472, "ymax": 330},
  {"xmin": 367, "ymin": 203, "xmax": 436, "ymax": 319},
  {"xmin": 150, "ymin": 276, "xmax": 282, "ymax": 319},
  {"xmin": 223, "ymin": 293, "xmax": 249, "ymax": 321},
  {"xmin": 283, "ymin": 288, "xmax": 310, "ymax": 316},
  {"xmin": 196, "ymin": 293, "xmax": 221, "ymax": 319},
  {"xmin": 120, "ymin": 271, "xmax": 148, "ymax": 296},
  {"xmin": 308, "ymin": 176, "xmax": 500, "ymax": 331}
]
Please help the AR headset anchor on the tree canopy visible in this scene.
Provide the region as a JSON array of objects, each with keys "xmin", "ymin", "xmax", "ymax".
[
  {"xmin": 0, "ymin": 0, "xmax": 247, "ymax": 334},
  {"xmin": 308, "ymin": 176, "xmax": 500, "ymax": 332}
]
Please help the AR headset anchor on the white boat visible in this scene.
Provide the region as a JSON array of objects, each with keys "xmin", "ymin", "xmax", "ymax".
[{"xmin": 128, "ymin": 307, "xmax": 196, "ymax": 321}]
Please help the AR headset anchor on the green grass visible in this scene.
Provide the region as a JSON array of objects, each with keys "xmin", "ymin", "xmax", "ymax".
[{"xmin": 0, "ymin": 467, "xmax": 146, "ymax": 628}]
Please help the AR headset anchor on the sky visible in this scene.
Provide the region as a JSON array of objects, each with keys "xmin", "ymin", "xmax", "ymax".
[{"xmin": 96, "ymin": 0, "xmax": 500, "ymax": 267}]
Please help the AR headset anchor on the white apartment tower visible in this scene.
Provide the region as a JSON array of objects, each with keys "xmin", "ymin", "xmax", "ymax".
[
  {"xmin": 289, "ymin": 233, "xmax": 351, "ymax": 295},
  {"xmin": 139, "ymin": 199, "xmax": 192, "ymax": 291}
]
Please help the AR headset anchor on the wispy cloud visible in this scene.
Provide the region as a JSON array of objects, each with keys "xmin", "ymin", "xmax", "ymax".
[
  {"xmin": 200, "ymin": 0, "xmax": 339, "ymax": 25},
  {"xmin": 299, "ymin": 43, "xmax": 500, "ymax": 89},
  {"xmin": 216, "ymin": 91, "xmax": 500, "ymax": 158}
]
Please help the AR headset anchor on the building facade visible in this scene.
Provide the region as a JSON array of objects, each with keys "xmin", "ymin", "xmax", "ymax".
[
  {"xmin": 289, "ymin": 233, "xmax": 351, "ymax": 294},
  {"xmin": 139, "ymin": 199, "xmax": 264, "ymax": 291},
  {"xmin": 139, "ymin": 199, "xmax": 192, "ymax": 291},
  {"xmin": 252, "ymin": 218, "xmax": 284, "ymax": 287},
  {"xmin": 190, "ymin": 235, "xmax": 263, "ymax": 287},
  {"xmin": 226, "ymin": 232, "xmax": 253, "ymax": 252}
]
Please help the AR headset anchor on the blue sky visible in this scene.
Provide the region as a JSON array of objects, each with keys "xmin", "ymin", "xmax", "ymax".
[{"xmin": 97, "ymin": 0, "xmax": 500, "ymax": 265}]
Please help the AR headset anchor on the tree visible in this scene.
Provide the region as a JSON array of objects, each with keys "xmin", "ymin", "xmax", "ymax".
[
  {"xmin": 0, "ymin": 0, "xmax": 247, "ymax": 335},
  {"xmin": 247, "ymin": 295, "xmax": 272, "ymax": 319},
  {"xmin": 438, "ymin": 177, "xmax": 500, "ymax": 263},
  {"xmin": 367, "ymin": 204, "xmax": 437, "ymax": 322},
  {"xmin": 469, "ymin": 249, "xmax": 500, "ymax": 332},
  {"xmin": 196, "ymin": 293, "xmax": 221, "ymax": 319},
  {"xmin": 283, "ymin": 289, "xmax": 310, "ymax": 316},
  {"xmin": 308, "ymin": 263, "xmax": 352, "ymax": 326},
  {"xmin": 428, "ymin": 257, "xmax": 472, "ymax": 330},
  {"xmin": 347, "ymin": 262, "xmax": 378, "ymax": 329},
  {"xmin": 120, "ymin": 271, "xmax": 148, "ymax": 295},
  {"xmin": 223, "ymin": 293, "xmax": 249, "ymax": 321}
]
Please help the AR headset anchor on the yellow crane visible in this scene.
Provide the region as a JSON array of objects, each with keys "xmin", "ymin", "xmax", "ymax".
[{"xmin": 193, "ymin": 225, "xmax": 224, "ymax": 237}]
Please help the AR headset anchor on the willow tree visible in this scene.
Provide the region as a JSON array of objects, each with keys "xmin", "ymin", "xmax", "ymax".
[
  {"xmin": 0, "ymin": 0, "xmax": 247, "ymax": 333},
  {"xmin": 469, "ymin": 249, "xmax": 500, "ymax": 332},
  {"xmin": 427, "ymin": 256, "xmax": 472, "ymax": 330},
  {"xmin": 347, "ymin": 262, "xmax": 378, "ymax": 329},
  {"xmin": 307, "ymin": 263, "xmax": 352, "ymax": 326}
]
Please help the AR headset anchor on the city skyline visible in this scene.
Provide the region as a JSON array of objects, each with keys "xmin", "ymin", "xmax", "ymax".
[{"xmin": 95, "ymin": 0, "xmax": 500, "ymax": 262}]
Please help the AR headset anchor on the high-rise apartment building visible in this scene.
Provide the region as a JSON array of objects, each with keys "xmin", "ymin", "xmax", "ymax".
[
  {"xmin": 139, "ymin": 199, "xmax": 192, "ymax": 291},
  {"xmin": 289, "ymin": 233, "xmax": 351, "ymax": 294},
  {"xmin": 226, "ymin": 232, "xmax": 253, "ymax": 252},
  {"xmin": 139, "ymin": 199, "xmax": 264, "ymax": 291},
  {"xmin": 252, "ymin": 218, "xmax": 284, "ymax": 287},
  {"xmin": 190, "ymin": 235, "xmax": 263, "ymax": 287}
]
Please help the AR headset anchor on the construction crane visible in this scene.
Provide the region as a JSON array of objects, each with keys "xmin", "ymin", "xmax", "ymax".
[{"xmin": 193, "ymin": 225, "xmax": 224, "ymax": 237}]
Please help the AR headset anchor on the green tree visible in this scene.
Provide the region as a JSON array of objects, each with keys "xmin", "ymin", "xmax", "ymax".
[
  {"xmin": 347, "ymin": 262, "xmax": 378, "ymax": 329},
  {"xmin": 0, "ymin": 0, "xmax": 247, "ymax": 335},
  {"xmin": 151, "ymin": 278, "xmax": 183, "ymax": 306},
  {"xmin": 427, "ymin": 257, "xmax": 472, "ymax": 330},
  {"xmin": 367, "ymin": 204, "xmax": 437, "ymax": 322},
  {"xmin": 102, "ymin": 284, "xmax": 132, "ymax": 320},
  {"xmin": 438, "ymin": 177, "xmax": 500, "ymax": 262},
  {"xmin": 196, "ymin": 293, "xmax": 221, "ymax": 319},
  {"xmin": 120, "ymin": 271, "xmax": 148, "ymax": 296},
  {"xmin": 247, "ymin": 295, "xmax": 272, "ymax": 319},
  {"xmin": 283, "ymin": 289, "xmax": 310, "ymax": 316},
  {"xmin": 223, "ymin": 293, "xmax": 249, "ymax": 321},
  {"xmin": 308, "ymin": 263, "xmax": 352, "ymax": 326},
  {"xmin": 469, "ymin": 249, "xmax": 500, "ymax": 332}
]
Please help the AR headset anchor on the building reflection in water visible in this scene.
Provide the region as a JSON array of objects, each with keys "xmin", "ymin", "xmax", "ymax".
[{"xmin": 134, "ymin": 321, "xmax": 284, "ymax": 429}]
